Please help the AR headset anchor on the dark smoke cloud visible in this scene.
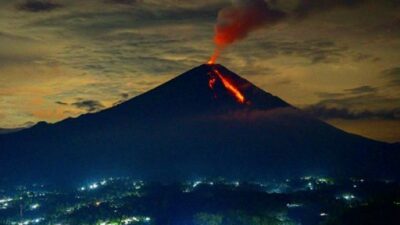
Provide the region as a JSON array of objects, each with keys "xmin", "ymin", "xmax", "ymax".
[
  {"xmin": 17, "ymin": 0, "xmax": 62, "ymax": 12},
  {"xmin": 104, "ymin": 0, "xmax": 140, "ymax": 5},
  {"xmin": 71, "ymin": 100, "xmax": 105, "ymax": 113},
  {"xmin": 382, "ymin": 67, "xmax": 400, "ymax": 86},
  {"xmin": 55, "ymin": 101, "xmax": 68, "ymax": 105},
  {"xmin": 344, "ymin": 85, "xmax": 377, "ymax": 94},
  {"xmin": 291, "ymin": 0, "xmax": 365, "ymax": 16},
  {"xmin": 112, "ymin": 93, "xmax": 131, "ymax": 106}
]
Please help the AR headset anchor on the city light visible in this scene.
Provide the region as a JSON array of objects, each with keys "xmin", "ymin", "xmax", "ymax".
[
  {"xmin": 30, "ymin": 203, "xmax": 40, "ymax": 210},
  {"xmin": 89, "ymin": 183, "xmax": 99, "ymax": 190},
  {"xmin": 0, "ymin": 198, "xmax": 13, "ymax": 204},
  {"xmin": 0, "ymin": 177, "xmax": 396, "ymax": 225},
  {"xmin": 286, "ymin": 203, "xmax": 303, "ymax": 208},
  {"xmin": 192, "ymin": 181, "xmax": 202, "ymax": 188},
  {"xmin": 341, "ymin": 194, "xmax": 356, "ymax": 201}
]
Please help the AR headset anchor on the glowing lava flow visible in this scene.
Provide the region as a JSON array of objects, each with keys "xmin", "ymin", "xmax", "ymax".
[{"xmin": 211, "ymin": 68, "xmax": 245, "ymax": 104}]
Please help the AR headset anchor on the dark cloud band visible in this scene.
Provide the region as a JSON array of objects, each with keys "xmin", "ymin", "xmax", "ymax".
[
  {"xmin": 71, "ymin": 100, "xmax": 105, "ymax": 113},
  {"xmin": 304, "ymin": 105, "xmax": 400, "ymax": 120},
  {"xmin": 17, "ymin": 0, "xmax": 62, "ymax": 12}
]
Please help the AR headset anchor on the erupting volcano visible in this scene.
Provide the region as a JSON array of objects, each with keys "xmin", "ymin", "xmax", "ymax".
[{"xmin": 0, "ymin": 64, "xmax": 399, "ymax": 183}]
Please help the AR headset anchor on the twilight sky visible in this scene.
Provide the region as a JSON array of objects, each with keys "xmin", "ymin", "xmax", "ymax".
[{"xmin": 0, "ymin": 0, "xmax": 399, "ymax": 142}]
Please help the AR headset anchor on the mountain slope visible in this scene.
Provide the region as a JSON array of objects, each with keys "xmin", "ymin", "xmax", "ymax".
[
  {"xmin": 0, "ymin": 64, "xmax": 398, "ymax": 184},
  {"xmin": 0, "ymin": 128, "xmax": 25, "ymax": 135}
]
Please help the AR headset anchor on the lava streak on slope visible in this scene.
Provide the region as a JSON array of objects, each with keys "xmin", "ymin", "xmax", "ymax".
[{"xmin": 208, "ymin": 66, "xmax": 246, "ymax": 104}]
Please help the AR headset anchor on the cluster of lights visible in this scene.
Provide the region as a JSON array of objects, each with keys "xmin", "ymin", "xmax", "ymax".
[
  {"xmin": 1, "ymin": 176, "xmax": 389, "ymax": 225},
  {"xmin": 122, "ymin": 216, "xmax": 151, "ymax": 224},
  {"xmin": 11, "ymin": 217, "xmax": 44, "ymax": 225},
  {"xmin": 80, "ymin": 179, "xmax": 109, "ymax": 191},
  {"xmin": 192, "ymin": 180, "xmax": 240, "ymax": 188},
  {"xmin": 1, "ymin": 202, "xmax": 9, "ymax": 209},
  {"xmin": 0, "ymin": 197, "xmax": 13, "ymax": 210},
  {"xmin": 0, "ymin": 197, "xmax": 13, "ymax": 204},
  {"xmin": 299, "ymin": 176, "xmax": 338, "ymax": 191},
  {"xmin": 97, "ymin": 216, "xmax": 151, "ymax": 225},
  {"xmin": 133, "ymin": 181, "xmax": 144, "ymax": 190},
  {"xmin": 89, "ymin": 183, "xmax": 99, "ymax": 190},
  {"xmin": 307, "ymin": 182, "xmax": 314, "ymax": 190},
  {"xmin": 286, "ymin": 203, "xmax": 303, "ymax": 208}
]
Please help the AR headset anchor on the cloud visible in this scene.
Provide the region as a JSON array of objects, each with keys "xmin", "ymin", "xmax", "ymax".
[
  {"xmin": 17, "ymin": 0, "xmax": 62, "ymax": 12},
  {"xmin": 344, "ymin": 85, "xmax": 377, "ymax": 94},
  {"xmin": 55, "ymin": 101, "xmax": 68, "ymax": 105},
  {"xmin": 71, "ymin": 100, "xmax": 105, "ymax": 113},
  {"xmin": 306, "ymin": 86, "xmax": 400, "ymax": 120},
  {"xmin": 352, "ymin": 53, "xmax": 380, "ymax": 62},
  {"xmin": 382, "ymin": 67, "xmax": 400, "ymax": 86},
  {"xmin": 104, "ymin": 0, "xmax": 140, "ymax": 5},
  {"xmin": 304, "ymin": 104, "xmax": 400, "ymax": 120},
  {"xmin": 289, "ymin": 0, "xmax": 365, "ymax": 16},
  {"xmin": 241, "ymin": 39, "xmax": 346, "ymax": 64},
  {"xmin": 313, "ymin": 93, "xmax": 400, "ymax": 109},
  {"xmin": 382, "ymin": 67, "xmax": 400, "ymax": 76},
  {"xmin": 315, "ymin": 92, "xmax": 345, "ymax": 98},
  {"xmin": 112, "ymin": 93, "xmax": 131, "ymax": 106},
  {"xmin": 315, "ymin": 86, "xmax": 377, "ymax": 101},
  {"xmin": 120, "ymin": 93, "xmax": 129, "ymax": 99}
]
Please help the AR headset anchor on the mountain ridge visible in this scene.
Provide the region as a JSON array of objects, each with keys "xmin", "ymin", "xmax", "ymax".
[{"xmin": 0, "ymin": 64, "xmax": 398, "ymax": 184}]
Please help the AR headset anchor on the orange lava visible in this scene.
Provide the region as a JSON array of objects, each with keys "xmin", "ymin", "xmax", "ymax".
[
  {"xmin": 212, "ymin": 68, "xmax": 245, "ymax": 104},
  {"xmin": 209, "ymin": 76, "xmax": 217, "ymax": 89},
  {"xmin": 208, "ymin": 48, "xmax": 220, "ymax": 64}
]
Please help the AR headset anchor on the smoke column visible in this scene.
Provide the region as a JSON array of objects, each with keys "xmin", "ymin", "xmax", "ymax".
[
  {"xmin": 208, "ymin": 0, "xmax": 368, "ymax": 64},
  {"xmin": 209, "ymin": 0, "xmax": 285, "ymax": 64}
]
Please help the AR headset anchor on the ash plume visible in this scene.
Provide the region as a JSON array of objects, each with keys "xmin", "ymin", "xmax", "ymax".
[
  {"xmin": 209, "ymin": 0, "xmax": 372, "ymax": 63},
  {"xmin": 209, "ymin": 0, "xmax": 285, "ymax": 63}
]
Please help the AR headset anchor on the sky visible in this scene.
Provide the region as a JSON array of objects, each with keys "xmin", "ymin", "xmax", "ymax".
[{"xmin": 0, "ymin": 0, "xmax": 399, "ymax": 142}]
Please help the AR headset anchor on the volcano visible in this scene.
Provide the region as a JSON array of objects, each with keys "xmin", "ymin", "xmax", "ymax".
[{"xmin": 0, "ymin": 64, "xmax": 399, "ymax": 184}]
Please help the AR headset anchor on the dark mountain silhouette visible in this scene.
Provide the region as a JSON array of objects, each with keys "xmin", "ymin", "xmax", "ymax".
[
  {"xmin": 0, "ymin": 128, "xmax": 24, "ymax": 135},
  {"xmin": 0, "ymin": 64, "xmax": 398, "ymax": 184}
]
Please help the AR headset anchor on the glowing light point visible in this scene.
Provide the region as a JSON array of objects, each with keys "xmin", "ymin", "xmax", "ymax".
[
  {"xmin": 193, "ymin": 181, "xmax": 202, "ymax": 188},
  {"xmin": 30, "ymin": 203, "xmax": 40, "ymax": 210}
]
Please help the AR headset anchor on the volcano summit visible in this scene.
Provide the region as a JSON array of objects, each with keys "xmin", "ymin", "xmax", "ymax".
[{"xmin": 0, "ymin": 64, "xmax": 398, "ymax": 184}]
